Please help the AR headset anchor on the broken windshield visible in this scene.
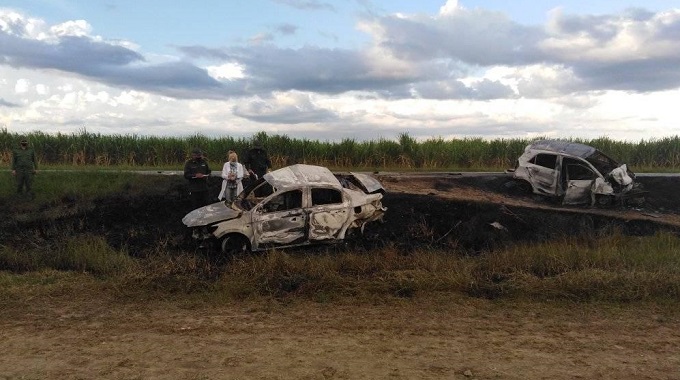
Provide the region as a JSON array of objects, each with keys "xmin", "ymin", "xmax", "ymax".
[
  {"xmin": 234, "ymin": 179, "xmax": 274, "ymax": 211},
  {"xmin": 585, "ymin": 150, "xmax": 620, "ymax": 176}
]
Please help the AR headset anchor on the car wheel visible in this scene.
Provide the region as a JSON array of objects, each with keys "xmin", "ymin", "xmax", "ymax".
[{"xmin": 220, "ymin": 235, "xmax": 250, "ymax": 258}]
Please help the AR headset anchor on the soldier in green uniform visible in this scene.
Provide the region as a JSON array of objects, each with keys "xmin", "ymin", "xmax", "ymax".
[{"xmin": 12, "ymin": 136, "xmax": 38, "ymax": 199}]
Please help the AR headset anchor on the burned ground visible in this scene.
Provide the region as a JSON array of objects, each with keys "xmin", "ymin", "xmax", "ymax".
[
  {"xmin": 2, "ymin": 173, "xmax": 679, "ymax": 257},
  {"xmin": 3, "ymin": 173, "xmax": 680, "ymax": 379},
  {"xmin": 361, "ymin": 172, "xmax": 680, "ymax": 254}
]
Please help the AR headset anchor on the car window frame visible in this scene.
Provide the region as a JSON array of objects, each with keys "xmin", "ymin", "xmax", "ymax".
[{"xmin": 258, "ymin": 189, "xmax": 303, "ymax": 214}]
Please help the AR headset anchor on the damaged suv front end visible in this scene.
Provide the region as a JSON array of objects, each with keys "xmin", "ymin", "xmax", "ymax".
[
  {"xmin": 182, "ymin": 164, "xmax": 386, "ymax": 255},
  {"xmin": 511, "ymin": 140, "xmax": 645, "ymax": 206}
]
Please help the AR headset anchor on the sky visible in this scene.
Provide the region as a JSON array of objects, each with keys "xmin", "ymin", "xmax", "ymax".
[{"xmin": 1, "ymin": 0, "xmax": 680, "ymax": 142}]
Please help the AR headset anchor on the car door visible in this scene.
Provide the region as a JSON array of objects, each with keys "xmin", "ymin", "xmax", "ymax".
[
  {"xmin": 308, "ymin": 187, "xmax": 350, "ymax": 241},
  {"xmin": 526, "ymin": 153, "xmax": 559, "ymax": 195},
  {"xmin": 562, "ymin": 159, "xmax": 598, "ymax": 205},
  {"xmin": 252, "ymin": 189, "xmax": 306, "ymax": 248}
]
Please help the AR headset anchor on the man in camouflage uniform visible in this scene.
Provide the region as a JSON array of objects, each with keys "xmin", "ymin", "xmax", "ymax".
[
  {"xmin": 183, "ymin": 148, "xmax": 211, "ymax": 210},
  {"xmin": 12, "ymin": 136, "xmax": 38, "ymax": 199}
]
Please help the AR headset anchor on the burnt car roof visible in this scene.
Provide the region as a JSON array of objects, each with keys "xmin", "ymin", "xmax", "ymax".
[
  {"xmin": 263, "ymin": 164, "xmax": 342, "ymax": 190},
  {"xmin": 525, "ymin": 140, "xmax": 597, "ymax": 158}
]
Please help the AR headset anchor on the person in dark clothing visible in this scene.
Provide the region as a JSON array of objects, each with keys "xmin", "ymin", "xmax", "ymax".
[
  {"xmin": 242, "ymin": 141, "xmax": 273, "ymax": 197},
  {"xmin": 183, "ymin": 148, "xmax": 211, "ymax": 210},
  {"xmin": 12, "ymin": 136, "xmax": 38, "ymax": 199},
  {"xmin": 243, "ymin": 140, "xmax": 272, "ymax": 180}
]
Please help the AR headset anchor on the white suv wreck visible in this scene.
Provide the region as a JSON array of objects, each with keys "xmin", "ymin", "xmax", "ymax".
[
  {"xmin": 182, "ymin": 164, "xmax": 387, "ymax": 255},
  {"xmin": 509, "ymin": 140, "xmax": 645, "ymax": 206}
]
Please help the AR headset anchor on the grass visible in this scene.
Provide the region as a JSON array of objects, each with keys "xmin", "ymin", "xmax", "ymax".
[
  {"xmin": 2, "ymin": 231, "xmax": 680, "ymax": 304},
  {"xmin": 0, "ymin": 169, "xmax": 181, "ymax": 205},
  {"xmin": 0, "ymin": 235, "xmax": 137, "ymax": 275},
  {"xmin": 218, "ymin": 233, "xmax": 680, "ymax": 302}
]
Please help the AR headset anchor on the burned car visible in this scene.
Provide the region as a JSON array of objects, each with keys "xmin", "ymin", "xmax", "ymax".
[
  {"xmin": 182, "ymin": 164, "xmax": 386, "ymax": 255},
  {"xmin": 508, "ymin": 140, "xmax": 645, "ymax": 206}
]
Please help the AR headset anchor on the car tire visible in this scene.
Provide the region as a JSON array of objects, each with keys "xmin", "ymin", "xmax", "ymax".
[{"xmin": 220, "ymin": 235, "xmax": 250, "ymax": 259}]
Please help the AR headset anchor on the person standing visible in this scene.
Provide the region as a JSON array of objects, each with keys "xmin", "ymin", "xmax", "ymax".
[
  {"xmin": 218, "ymin": 151, "xmax": 245, "ymax": 202},
  {"xmin": 243, "ymin": 140, "xmax": 272, "ymax": 197},
  {"xmin": 12, "ymin": 136, "xmax": 38, "ymax": 199},
  {"xmin": 183, "ymin": 148, "xmax": 211, "ymax": 210},
  {"xmin": 243, "ymin": 140, "xmax": 272, "ymax": 180}
]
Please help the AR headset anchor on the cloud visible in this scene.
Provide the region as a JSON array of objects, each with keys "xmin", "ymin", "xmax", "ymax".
[
  {"xmin": 247, "ymin": 24, "xmax": 298, "ymax": 45},
  {"xmin": 1, "ymin": 33, "xmax": 144, "ymax": 70},
  {"xmin": 367, "ymin": 6, "xmax": 680, "ymax": 94},
  {"xmin": 249, "ymin": 32, "xmax": 275, "ymax": 45},
  {"xmin": 540, "ymin": 8, "xmax": 680, "ymax": 91},
  {"xmin": 276, "ymin": 23, "xmax": 298, "ymax": 35},
  {"xmin": 0, "ymin": 97, "xmax": 19, "ymax": 107},
  {"xmin": 367, "ymin": 7, "xmax": 545, "ymax": 66},
  {"xmin": 271, "ymin": 0, "xmax": 335, "ymax": 12},
  {"xmin": 409, "ymin": 78, "xmax": 516, "ymax": 100},
  {"xmin": 233, "ymin": 92, "xmax": 338, "ymax": 124},
  {"xmin": 182, "ymin": 44, "xmax": 426, "ymax": 96},
  {"xmin": 0, "ymin": 10, "xmax": 229, "ymax": 99},
  {"xmin": 3, "ymin": 6, "xmax": 680, "ymax": 141},
  {"xmin": 6, "ymin": 6, "xmax": 680, "ymax": 103}
]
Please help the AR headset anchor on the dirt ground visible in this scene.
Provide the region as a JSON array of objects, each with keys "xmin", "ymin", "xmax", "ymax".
[
  {"xmin": 2, "ymin": 172, "xmax": 680, "ymax": 379},
  {"xmin": 2, "ymin": 293, "xmax": 680, "ymax": 380}
]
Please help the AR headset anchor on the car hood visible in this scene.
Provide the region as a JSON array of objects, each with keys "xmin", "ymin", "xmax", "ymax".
[
  {"xmin": 182, "ymin": 202, "xmax": 241, "ymax": 227},
  {"xmin": 349, "ymin": 172, "xmax": 385, "ymax": 193}
]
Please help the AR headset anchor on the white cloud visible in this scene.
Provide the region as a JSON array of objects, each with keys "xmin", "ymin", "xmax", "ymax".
[
  {"xmin": 35, "ymin": 83, "xmax": 48, "ymax": 95},
  {"xmin": 0, "ymin": 10, "xmax": 45, "ymax": 38},
  {"xmin": 15, "ymin": 78, "xmax": 29, "ymax": 93},
  {"xmin": 542, "ymin": 8, "xmax": 680, "ymax": 62},
  {"xmin": 50, "ymin": 19, "xmax": 91, "ymax": 38},
  {"xmin": 439, "ymin": 0, "xmax": 460, "ymax": 16},
  {"xmin": 2, "ymin": 6, "xmax": 680, "ymax": 142},
  {"xmin": 233, "ymin": 91, "xmax": 337, "ymax": 124},
  {"xmin": 113, "ymin": 90, "xmax": 151, "ymax": 107},
  {"xmin": 207, "ymin": 63, "xmax": 245, "ymax": 80}
]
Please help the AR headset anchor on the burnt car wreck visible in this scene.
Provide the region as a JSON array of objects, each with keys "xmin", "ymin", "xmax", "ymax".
[
  {"xmin": 182, "ymin": 164, "xmax": 386, "ymax": 255},
  {"xmin": 507, "ymin": 140, "xmax": 645, "ymax": 206}
]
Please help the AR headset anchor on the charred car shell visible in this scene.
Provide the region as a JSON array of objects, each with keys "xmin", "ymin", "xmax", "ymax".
[
  {"xmin": 509, "ymin": 140, "xmax": 645, "ymax": 206},
  {"xmin": 182, "ymin": 164, "xmax": 387, "ymax": 254}
]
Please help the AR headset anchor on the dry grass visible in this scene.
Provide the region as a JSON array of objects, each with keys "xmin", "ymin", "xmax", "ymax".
[
  {"xmin": 7, "ymin": 230, "xmax": 678, "ymax": 303},
  {"xmin": 2, "ymin": 231, "xmax": 680, "ymax": 304}
]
